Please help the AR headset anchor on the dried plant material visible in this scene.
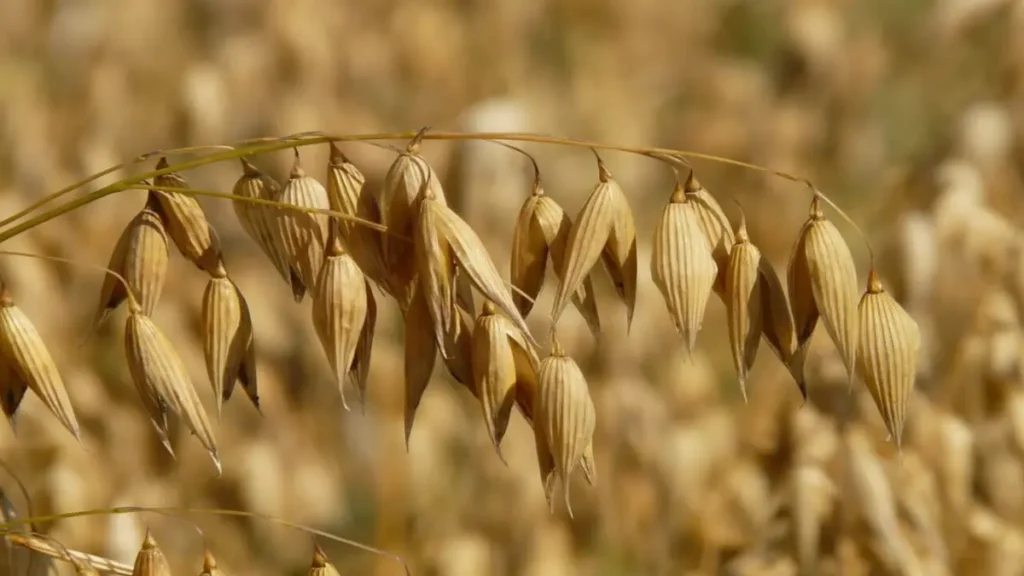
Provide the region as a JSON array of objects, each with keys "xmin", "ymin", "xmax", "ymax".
[
  {"xmin": 725, "ymin": 214, "xmax": 763, "ymax": 401},
  {"xmin": 651, "ymin": 182, "xmax": 718, "ymax": 355},
  {"xmin": 510, "ymin": 184, "xmax": 601, "ymax": 333},
  {"xmin": 537, "ymin": 340, "xmax": 596, "ymax": 517},
  {"xmin": 757, "ymin": 259, "xmax": 806, "ymax": 399},
  {"xmin": 202, "ymin": 269, "xmax": 259, "ymax": 416},
  {"xmin": 788, "ymin": 195, "xmax": 860, "ymax": 384},
  {"xmin": 440, "ymin": 304, "xmax": 476, "ymax": 395},
  {"xmin": 273, "ymin": 150, "xmax": 331, "ymax": 301},
  {"xmin": 326, "ymin": 143, "xmax": 366, "ymax": 242},
  {"xmin": 790, "ymin": 464, "xmax": 835, "ymax": 576},
  {"xmin": 350, "ymin": 280, "xmax": 377, "ymax": 410},
  {"xmin": 0, "ymin": 284, "xmax": 80, "ymax": 439},
  {"xmin": 472, "ymin": 301, "xmax": 539, "ymax": 456},
  {"xmin": 95, "ymin": 195, "xmax": 169, "ymax": 327},
  {"xmin": 198, "ymin": 550, "xmax": 225, "ymax": 576},
  {"xmin": 125, "ymin": 309, "xmax": 220, "ymax": 472},
  {"xmin": 414, "ymin": 186, "xmax": 458, "ymax": 356},
  {"xmin": 307, "ymin": 543, "xmax": 341, "ymax": 576},
  {"xmin": 404, "ymin": 285, "xmax": 437, "ymax": 447},
  {"xmin": 683, "ymin": 172, "xmax": 735, "ymax": 295},
  {"xmin": 857, "ymin": 269, "xmax": 921, "ymax": 449},
  {"xmin": 312, "ymin": 229, "xmax": 369, "ymax": 411},
  {"xmin": 0, "ymin": 357, "xmax": 27, "ymax": 429},
  {"xmin": 232, "ymin": 158, "xmax": 293, "ymax": 289},
  {"xmin": 551, "ymin": 157, "xmax": 637, "ymax": 330},
  {"xmin": 131, "ymin": 531, "xmax": 171, "ymax": 576},
  {"xmin": 151, "ymin": 157, "xmax": 224, "ymax": 274},
  {"xmin": 421, "ymin": 193, "xmax": 538, "ymax": 349}
]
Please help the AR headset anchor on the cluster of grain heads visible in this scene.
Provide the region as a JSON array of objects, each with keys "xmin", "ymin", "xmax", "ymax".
[
  {"xmin": 536, "ymin": 339, "xmax": 596, "ymax": 517},
  {"xmin": 151, "ymin": 157, "xmax": 224, "ymax": 274},
  {"xmin": 308, "ymin": 543, "xmax": 341, "ymax": 576},
  {"xmin": 273, "ymin": 150, "xmax": 331, "ymax": 302},
  {"xmin": 510, "ymin": 173, "xmax": 600, "ymax": 334},
  {"xmin": 651, "ymin": 180, "xmax": 718, "ymax": 356},
  {"xmin": 95, "ymin": 192, "xmax": 169, "ymax": 326},
  {"xmin": 0, "ymin": 280, "xmax": 80, "ymax": 438},
  {"xmin": 725, "ymin": 212, "xmax": 764, "ymax": 402},
  {"xmin": 125, "ymin": 300, "xmax": 220, "ymax": 472},
  {"xmin": 131, "ymin": 531, "xmax": 170, "ymax": 576},
  {"xmin": 551, "ymin": 155, "xmax": 637, "ymax": 330},
  {"xmin": 312, "ymin": 225, "xmax": 375, "ymax": 411},
  {"xmin": 472, "ymin": 301, "xmax": 539, "ymax": 457},
  {"xmin": 856, "ymin": 268, "xmax": 921, "ymax": 448},
  {"xmin": 788, "ymin": 194, "xmax": 860, "ymax": 387},
  {"xmin": 201, "ymin": 263, "xmax": 259, "ymax": 416},
  {"xmin": 231, "ymin": 158, "xmax": 293, "ymax": 291}
]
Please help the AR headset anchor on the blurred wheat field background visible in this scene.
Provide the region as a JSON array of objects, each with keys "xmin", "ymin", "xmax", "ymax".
[{"xmin": 2, "ymin": 0, "xmax": 1024, "ymax": 575}]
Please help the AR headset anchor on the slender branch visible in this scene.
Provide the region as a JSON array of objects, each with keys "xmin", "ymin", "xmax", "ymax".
[
  {"xmin": 5, "ymin": 533, "xmax": 131, "ymax": 575},
  {"xmin": 0, "ymin": 250, "xmax": 139, "ymax": 313}
]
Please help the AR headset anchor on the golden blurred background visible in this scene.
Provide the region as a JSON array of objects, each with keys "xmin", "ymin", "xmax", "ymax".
[{"xmin": 2, "ymin": 0, "xmax": 1024, "ymax": 574}]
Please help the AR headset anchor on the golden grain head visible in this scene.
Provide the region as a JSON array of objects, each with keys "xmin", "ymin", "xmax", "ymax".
[
  {"xmin": 725, "ymin": 215, "xmax": 764, "ymax": 402},
  {"xmin": 312, "ymin": 231, "xmax": 369, "ymax": 411},
  {"xmin": 551, "ymin": 158, "xmax": 636, "ymax": 330},
  {"xmin": 307, "ymin": 543, "xmax": 341, "ymax": 576},
  {"xmin": 95, "ymin": 195, "xmax": 169, "ymax": 326},
  {"xmin": 232, "ymin": 158, "xmax": 293, "ymax": 289},
  {"xmin": 131, "ymin": 531, "xmax": 171, "ymax": 576},
  {"xmin": 326, "ymin": 142, "xmax": 367, "ymax": 242},
  {"xmin": 125, "ymin": 310, "xmax": 220, "ymax": 472},
  {"xmin": 403, "ymin": 285, "xmax": 437, "ymax": 448},
  {"xmin": 414, "ymin": 186, "xmax": 459, "ymax": 357},
  {"xmin": 348, "ymin": 279, "xmax": 377, "ymax": 411},
  {"xmin": 757, "ymin": 258, "xmax": 806, "ymax": 399},
  {"xmin": 152, "ymin": 157, "xmax": 224, "ymax": 274},
  {"xmin": 683, "ymin": 171, "xmax": 735, "ymax": 295},
  {"xmin": 651, "ymin": 182, "xmax": 718, "ymax": 356},
  {"xmin": 0, "ymin": 286, "xmax": 80, "ymax": 440},
  {"xmin": 857, "ymin": 269, "xmax": 921, "ymax": 450},
  {"xmin": 271, "ymin": 150, "xmax": 332, "ymax": 302},
  {"xmin": 536, "ymin": 339, "xmax": 596, "ymax": 518},
  {"xmin": 202, "ymin": 271, "xmax": 259, "ymax": 417}
]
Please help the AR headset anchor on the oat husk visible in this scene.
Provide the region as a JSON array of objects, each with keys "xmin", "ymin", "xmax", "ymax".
[
  {"xmin": 511, "ymin": 183, "xmax": 601, "ymax": 334},
  {"xmin": 232, "ymin": 158, "xmax": 293, "ymax": 290},
  {"xmin": 151, "ymin": 157, "xmax": 224, "ymax": 274},
  {"xmin": 857, "ymin": 269, "xmax": 921, "ymax": 448},
  {"xmin": 725, "ymin": 215, "xmax": 763, "ymax": 402},
  {"xmin": 758, "ymin": 258, "xmax": 806, "ymax": 399},
  {"xmin": 403, "ymin": 284, "xmax": 437, "ymax": 447},
  {"xmin": 202, "ymin": 269, "xmax": 259, "ymax": 416},
  {"xmin": 414, "ymin": 186, "xmax": 459, "ymax": 356},
  {"xmin": 326, "ymin": 143, "xmax": 365, "ymax": 242},
  {"xmin": 131, "ymin": 531, "xmax": 171, "ymax": 576},
  {"xmin": 307, "ymin": 543, "xmax": 341, "ymax": 576},
  {"xmin": 551, "ymin": 158, "xmax": 637, "ymax": 330},
  {"xmin": 0, "ymin": 356, "xmax": 27, "ymax": 430},
  {"xmin": 125, "ymin": 309, "xmax": 220, "ymax": 472},
  {"xmin": 0, "ymin": 284, "xmax": 80, "ymax": 439},
  {"xmin": 683, "ymin": 171, "xmax": 735, "ymax": 295},
  {"xmin": 95, "ymin": 194, "xmax": 169, "ymax": 327},
  {"xmin": 651, "ymin": 182, "xmax": 718, "ymax": 356},
  {"xmin": 198, "ymin": 550, "xmax": 226, "ymax": 576},
  {"xmin": 273, "ymin": 150, "xmax": 331, "ymax": 302}
]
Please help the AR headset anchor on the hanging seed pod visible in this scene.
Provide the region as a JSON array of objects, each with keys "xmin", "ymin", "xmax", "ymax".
[
  {"xmin": 725, "ymin": 214, "xmax": 763, "ymax": 402},
  {"xmin": 273, "ymin": 150, "xmax": 331, "ymax": 301},
  {"xmin": 758, "ymin": 259, "xmax": 806, "ymax": 399},
  {"xmin": 533, "ymin": 408, "xmax": 558, "ymax": 509},
  {"xmin": 788, "ymin": 194, "xmax": 860, "ymax": 384},
  {"xmin": 95, "ymin": 194, "xmax": 169, "ymax": 327},
  {"xmin": 125, "ymin": 308, "xmax": 220, "ymax": 472},
  {"xmin": 0, "ymin": 357, "xmax": 27, "ymax": 429},
  {"xmin": 510, "ymin": 182, "xmax": 600, "ymax": 333},
  {"xmin": 350, "ymin": 280, "xmax": 377, "ymax": 410},
  {"xmin": 682, "ymin": 171, "xmax": 735, "ymax": 295},
  {"xmin": 312, "ymin": 227, "xmax": 369, "ymax": 411},
  {"xmin": 404, "ymin": 285, "xmax": 437, "ymax": 447},
  {"xmin": 414, "ymin": 185, "xmax": 458, "ymax": 357},
  {"xmin": 202, "ymin": 267, "xmax": 259, "ymax": 416},
  {"xmin": 857, "ymin": 269, "xmax": 921, "ymax": 449},
  {"xmin": 232, "ymin": 158, "xmax": 294, "ymax": 290},
  {"xmin": 151, "ymin": 157, "xmax": 224, "ymax": 274},
  {"xmin": 198, "ymin": 550, "xmax": 225, "ymax": 576},
  {"xmin": 307, "ymin": 543, "xmax": 341, "ymax": 576},
  {"xmin": 472, "ymin": 301, "xmax": 540, "ymax": 457},
  {"xmin": 421, "ymin": 194, "xmax": 538, "ymax": 349},
  {"xmin": 131, "ymin": 531, "xmax": 171, "ymax": 576},
  {"xmin": 440, "ymin": 303, "xmax": 476, "ymax": 395},
  {"xmin": 551, "ymin": 157, "xmax": 637, "ymax": 330},
  {"xmin": 651, "ymin": 182, "xmax": 718, "ymax": 355},
  {"xmin": 537, "ymin": 339, "xmax": 596, "ymax": 518},
  {"xmin": 0, "ymin": 283, "xmax": 80, "ymax": 439},
  {"xmin": 325, "ymin": 143, "xmax": 366, "ymax": 241}
]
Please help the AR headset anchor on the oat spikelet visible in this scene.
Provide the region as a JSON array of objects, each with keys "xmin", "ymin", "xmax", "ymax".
[
  {"xmin": 0, "ymin": 356, "xmax": 27, "ymax": 430},
  {"xmin": 202, "ymin": 268, "xmax": 259, "ymax": 416},
  {"xmin": 312, "ymin": 229, "xmax": 369, "ymax": 411},
  {"xmin": 198, "ymin": 549, "xmax": 225, "ymax": 576},
  {"xmin": 414, "ymin": 186, "xmax": 458, "ymax": 357},
  {"xmin": 789, "ymin": 195, "xmax": 860, "ymax": 384},
  {"xmin": 307, "ymin": 543, "xmax": 341, "ymax": 576},
  {"xmin": 472, "ymin": 301, "xmax": 539, "ymax": 458},
  {"xmin": 232, "ymin": 158, "xmax": 293, "ymax": 289},
  {"xmin": 758, "ymin": 259, "xmax": 806, "ymax": 399},
  {"xmin": 350, "ymin": 280, "xmax": 377, "ymax": 410},
  {"xmin": 273, "ymin": 150, "xmax": 331, "ymax": 301},
  {"xmin": 126, "ymin": 309, "xmax": 220, "ymax": 472},
  {"xmin": 0, "ymin": 284, "xmax": 80, "ymax": 439},
  {"xmin": 95, "ymin": 195, "xmax": 169, "ymax": 326},
  {"xmin": 151, "ymin": 157, "xmax": 224, "ymax": 274},
  {"xmin": 857, "ymin": 269, "xmax": 920, "ymax": 449},
  {"xmin": 131, "ymin": 531, "xmax": 171, "ymax": 576},
  {"xmin": 511, "ymin": 183, "xmax": 600, "ymax": 333},
  {"xmin": 537, "ymin": 339, "xmax": 596, "ymax": 517},
  {"xmin": 326, "ymin": 143, "xmax": 366, "ymax": 241},
  {"xmin": 404, "ymin": 285, "xmax": 437, "ymax": 447},
  {"xmin": 551, "ymin": 157, "xmax": 637, "ymax": 330},
  {"xmin": 683, "ymin": 171, "xmax": 735, "ymax": 295},
  {"xmin": 651, "ymin": 182, "xmax": 718, "ymax": 355},
  {"xmin": 725, "ymin": 214, "xmax": 763, "ymax": 402}
]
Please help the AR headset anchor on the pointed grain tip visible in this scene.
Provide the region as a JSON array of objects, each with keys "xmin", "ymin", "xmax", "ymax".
[
  {"xmin": 866, "ymin": 268, "xmax": 884, "ymax": 294},
  {"xmin": 312, "ymin": 542, "xmax": 329, "ymax": 567},
  {"xmin": 684, "ymin": 170, "xmax": 701, "ymax": 193},
  {"xmin": 240, "ymin": 157, "xmax": 258, "ymax": 175},
  {"xmin": 290, "ymin": 149, "xmax": 305, "ymax": 179},
  {"xmin": 669, "ymin": 181, "xmax": 686, "ymax": 204},
  {"xmin": 142, "ymin": 529, "xmax": 157, "ymax": 549},
  {"xmin": 155, "ymin": 157, "xmax": 170, "ymax": 170},
  {"xmin": 329, "ymin": 141, "xmax": 347, "ymax": 164},
  {"xmin": 203, "ymin": 550, "xmax": 218, "ymax": 570}
]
